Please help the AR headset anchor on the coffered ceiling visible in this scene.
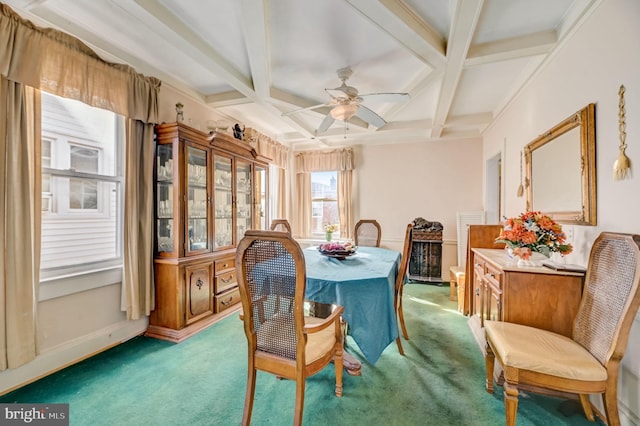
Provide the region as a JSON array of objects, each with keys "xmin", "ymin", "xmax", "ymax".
[{"xmin": 4, "ymin": 0, "xmax": 599, "ymax": 149}]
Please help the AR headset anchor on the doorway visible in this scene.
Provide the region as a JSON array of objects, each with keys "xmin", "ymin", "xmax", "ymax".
[{"xmin": 485, "ymin": 153, "xmax": 502, "ymax": 224}]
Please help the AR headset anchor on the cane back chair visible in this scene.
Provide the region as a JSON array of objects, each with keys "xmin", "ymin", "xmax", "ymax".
[
  {"xmin": 270, "ymin": 218, "xmax": 292, "ymax": 235},
  {"xmin": 236, "ymin": 230, "xmax": 344, "ymax": 425},
  {"xmin": 395, "ymin": 223, "xmax": 413, "ymax": 355},
  {"xmin": 354, "ymin": 219, "xmax": 382, "ymax": 247},
  {"xmin": 484, "ymin": 232, "xmax": 640, "ymax": 426}
]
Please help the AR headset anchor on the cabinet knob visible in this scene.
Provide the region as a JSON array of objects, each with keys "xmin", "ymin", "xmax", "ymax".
[
  {"xmin": 223, "ymin": 263, "xmax": 228, "ymax": 268},
  {"xmin": 221, "ymin": 296, "xmax": 233, "ymax": 306},
  {"xmin": 475, "ymin": 288, "xmax": 480, "ymax": 296},
  {"xmin": 196, "ymin": 278, "xmax": 204, "ymax": 290},
  {"xmin": 221, "ymin": 276, "xmax": 233, "ymax": 283}
]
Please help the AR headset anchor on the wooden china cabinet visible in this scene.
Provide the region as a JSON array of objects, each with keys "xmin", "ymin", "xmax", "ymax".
[{"xmin": 147, "ymin": 122, "xmax": 269, "ymax": 342}]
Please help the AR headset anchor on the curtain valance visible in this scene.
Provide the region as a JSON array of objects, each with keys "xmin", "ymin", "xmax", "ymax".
[
  {"xmin": 245, "ymin": 128, "xmax": 289, "ymax": 168},
  {"xmin": 295, "ymin": 148, "xmax": 354, "ymax": 173},
  {"xmin": 0, "ymin": 3, "xmax": 160, "ymax": 123}
]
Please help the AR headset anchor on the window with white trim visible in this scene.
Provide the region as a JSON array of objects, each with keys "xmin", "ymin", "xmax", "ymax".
[
  {"xmin": 311, "ymin": 171, "xmax": 339, "ymax": 237},
  {"xmin": 40, "ymin": 92, "xmax": 124, "ymax": 278}
]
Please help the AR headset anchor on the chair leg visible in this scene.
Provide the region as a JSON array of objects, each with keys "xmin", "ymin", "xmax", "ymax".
[
  {"xmin": 395, "ymin": 336, "xmax": 405, "ymax": 355},
  {"xmin": 334, "ymin": 346, "xmax": 344, "ymax": 397},
  {"xmin": 294, "ymin": 376, "xmax": 306, "ymax": 426},
  {"xmin": 484, "ymin": 344, "xmax": 495, "ymax": 394},
  {"xmin": 397, "ymin": 287, "xmax": 409, "ymax": 340},
  {"xmin": 578, "ymin": 394, "xmax": 595, "ymax": 422},
  {"xmin": 242, "ymin": 366, "xmax": 257, "ymax": 426},
  {"xmin": 503, "ymin": 381, "xmax": 519, "ymax": 426},
  {"xmin": 603, "ymin": 385, "xmax": 622, "ymax": 426}
]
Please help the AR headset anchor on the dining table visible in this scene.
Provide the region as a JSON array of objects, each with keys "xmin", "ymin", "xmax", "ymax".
[{"xmin": 303, "ymin": 245, "xmax": 401, "ymax": 373}]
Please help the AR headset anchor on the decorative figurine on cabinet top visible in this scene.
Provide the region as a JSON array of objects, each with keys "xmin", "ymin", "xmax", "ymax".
[{"xmin": 233, "ymin": 123, "xmax": 245, "ymax": 141}]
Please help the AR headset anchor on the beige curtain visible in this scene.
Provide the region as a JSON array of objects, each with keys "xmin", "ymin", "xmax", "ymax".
[
  {"xmin": 277, "ymin": 167, "xmax": 287, "ymax": 220},
  {"xmin": 122, "ymin": 120, "xmax": 156, "ymax": 319},
  {"xmin": 0, "ymin": 4, "xmax": 160, "ymax": 329},
  {"xmin": 294, "ymin": 149, "xmax": 354, "ymax": 238},
  {"xmin": 0, "ymin": 4, "xmax": 160, "ymax": 122},
  {"xmin": 295, "ymin": 173, "xmax": 312, "ymax": 237},
  {"xmin": 0, "ymin": 77, "xmax": 41, "ymax": 370},
  {"xmin": 338, "ymin": 170, "xmax": 353, "ymax": 239},
  {"xmin": 246, "ymin": 128, "xmax": 291, "ymax": 228}
]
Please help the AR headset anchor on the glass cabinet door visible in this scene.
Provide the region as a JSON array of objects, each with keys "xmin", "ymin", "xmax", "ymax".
[
  {"xmin": 254, "ymin": 165, "xmax": 268, "ymax": 230},
  {"xmin": 214, "ymin": 155, "xmax": 233, "ymax": 249},
  {"xmin": 186, "ymin": 146, "xmax": 208, "ymax": 254},
  {"xmin": 156, "ymin": 144, "xmax": 174, "ymax": 254},
  {"xmin": 235, "ymin": 160, "xmax": 253, "ymax": 240}
]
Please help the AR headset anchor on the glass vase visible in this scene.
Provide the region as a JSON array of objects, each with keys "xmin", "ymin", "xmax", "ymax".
[{"xmin": 325, "ymin": 232, "xmax": 333, "ymax": 242}]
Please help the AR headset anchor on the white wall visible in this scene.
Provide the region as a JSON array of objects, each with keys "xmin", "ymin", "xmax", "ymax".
[
  {"xmin": 351, "ymin": 138, "xmax": 484, "ymax": 275},
  {"xmin": 483, "ymin": 0, "xmax": 640, "ymax": 422}
]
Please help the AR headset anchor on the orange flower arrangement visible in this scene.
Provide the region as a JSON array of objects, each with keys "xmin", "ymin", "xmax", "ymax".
[{"xmin": 496, "ymin": 211, "xmax": 573, "ymax": 258}]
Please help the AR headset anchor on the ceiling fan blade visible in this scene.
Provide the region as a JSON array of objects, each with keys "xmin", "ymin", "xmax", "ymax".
[
  {"xmin": 359, "ymin": 92, "xmax": 410, "ymax": 102},
  {"xmin": 317, "ymin": 114, "xmax": 335, "ymax": 133},
  {"xmin": 355, "ymin": 105, "xmax": 386, "ymax": 128},
  {"xmin": 281, "ymin": 103, "xmax": 328, "ymax": 116}
]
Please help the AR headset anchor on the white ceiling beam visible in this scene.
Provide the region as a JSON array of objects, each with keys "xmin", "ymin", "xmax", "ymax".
[
  {"xmin": 465, "ymin": 30, "xmax": 556, "ymax": 67},
  {"xmin": 443, "ymin": 112, "xmax": 493, "ymax": 128},
  {"xmin": 134, "ymin": 0, "xmax": 319, "ymax": 140},
  {"xmin": 269, "ymin": 88, "xmax": 327, "ymax": 113},
  {"xmin": 205, "ymin": 91, "xmax": 254, "ymax": 107},
  {"xmin": 379, "ymin": 119, "xmax": 432, "ymax": 131},
  {"xmin": 133, "ymin": 0, "xmax": 255, "ymax": 98},
  {"xmin": 345, "ymin": 0, "xmax": 446, "ymax": 69},
  {"xmin": 430, "ymin": 0, "xmax": 483, "ymax": 138},
  {"xmin": 240, "ymin": 0, "xmax": 271, "ymax": 98}
]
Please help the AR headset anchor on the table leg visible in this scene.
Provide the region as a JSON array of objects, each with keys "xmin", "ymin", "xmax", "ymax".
[
  {"xmin": 343, "ymin": 351, "xmax": 361, "ymax": 376},
  {"xmin": 340, "ymin": 319, "xmax": 361, "ymax": 375}
]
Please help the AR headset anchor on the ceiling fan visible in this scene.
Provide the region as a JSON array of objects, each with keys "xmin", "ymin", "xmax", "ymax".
[{"xmin": 283, "ymin": 67, "xmax": 410, "ymax": 133}]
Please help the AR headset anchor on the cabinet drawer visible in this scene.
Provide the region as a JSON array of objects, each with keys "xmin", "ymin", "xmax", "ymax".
[
  {"xmin": 484, "ymin": 263, "xmax": 502, "ymax": 287},
  {"xmin": 215, "ymin": 287, "xmax": 240, "ymax": 313},
  {"xmin": 215, "ymin": 271, "xmax": 237, "ymax": 294},
  {"xmin": 215, "ymin": 258, "xmax": 235, "ymax": 272}
]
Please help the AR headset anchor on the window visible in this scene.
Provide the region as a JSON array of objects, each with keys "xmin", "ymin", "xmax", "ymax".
[
  {"xmin": 311, "ymin": 171, "xmax": 339, "ymax": 236},
  {"xmin": 40, "ymin": 92, "xmax": 124, "ymax": 279}
]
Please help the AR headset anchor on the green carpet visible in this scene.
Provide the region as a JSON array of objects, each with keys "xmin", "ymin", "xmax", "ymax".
[{"xmin": 1, "ymin": 284, "xmax": 604, "ymax": 425}]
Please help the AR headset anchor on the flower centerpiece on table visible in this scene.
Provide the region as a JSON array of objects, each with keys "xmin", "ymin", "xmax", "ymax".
[
  {"xmin": 496, "ymin": 211, "xmax": 573, "ymax": 261},
  {"xmin": 324, "ymin": 223, "xmax": 337, "ymax": 241}
]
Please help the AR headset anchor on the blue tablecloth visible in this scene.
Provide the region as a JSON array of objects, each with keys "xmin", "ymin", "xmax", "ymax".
[{"xmin": 303, "ymin": 246, "xmax": 400, "ymax": 364}]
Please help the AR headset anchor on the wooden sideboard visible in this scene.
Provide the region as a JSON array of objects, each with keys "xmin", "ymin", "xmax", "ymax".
[{"xmin": 468, "ymin": 248, "xmax": 585, "ymax": 356}]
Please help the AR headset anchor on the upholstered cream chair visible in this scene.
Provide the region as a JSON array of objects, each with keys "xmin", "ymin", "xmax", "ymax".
[
  {"xmin": 354, "ymin": 219, "xmax": 382, "ymax": 247},
  {"xmin": 484, "ymin": 232, "xmax": 640, "ymax": 426},
  {"xmin": 236, "ymin": 230, "xmax": 344, "ymax": 426},
  {"xmin": 394, "ymin": 223, "xmax": 413, "ymax": 355},
  {"xmin": 270, "ymin": 218, "xmax": 292, "ymax": 235}
]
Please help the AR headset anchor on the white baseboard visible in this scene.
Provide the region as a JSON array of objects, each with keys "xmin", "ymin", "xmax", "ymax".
[{"xmin": 0, "ymin": 318, "xmax": 147, "ymax": 396}]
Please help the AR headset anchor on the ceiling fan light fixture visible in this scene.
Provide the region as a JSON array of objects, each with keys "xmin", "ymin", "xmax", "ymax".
[{"xmin": 330, "ymin": 103, "xmax": 358, "ymax": 121}]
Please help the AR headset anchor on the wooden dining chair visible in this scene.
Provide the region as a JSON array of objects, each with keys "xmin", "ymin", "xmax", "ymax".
[
  {"xmin": 270, "ymin": 218, "xmax": 292, "ymax": 235},
  {"xmin": 236, "ymin": 230, "xmax": 344, "ymax": 426},
  {"xmin": 395, "ymin": 223, "xmax": 413, "ymax": 355},
  {"xmin": 484, "ymin": 232, "xmax": 640, "ymax": 426},
  {"xmin": 354, "ymin": 219, "xmax": 382, "ymax": 247}
]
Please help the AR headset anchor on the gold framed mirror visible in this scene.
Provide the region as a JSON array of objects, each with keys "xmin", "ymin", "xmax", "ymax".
[{"xmin": 524, "ymin": 103, "xmax": 596, "ymax": 225}]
